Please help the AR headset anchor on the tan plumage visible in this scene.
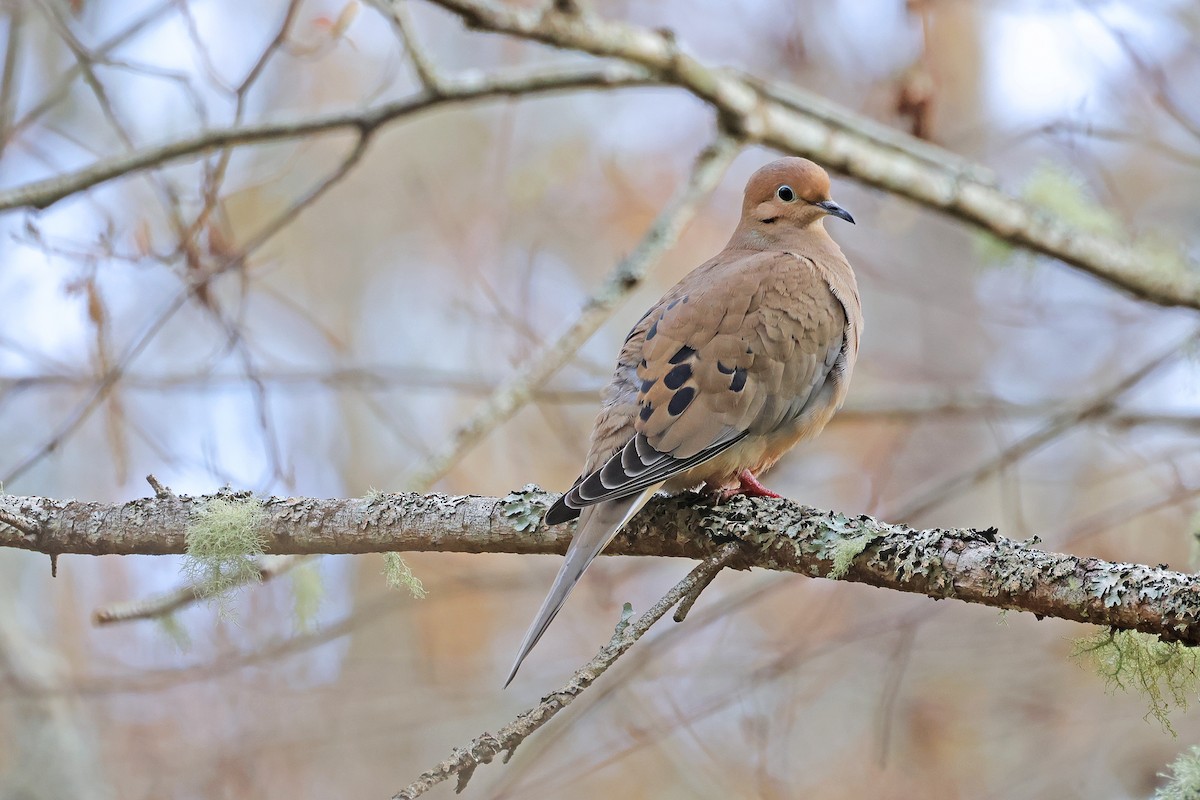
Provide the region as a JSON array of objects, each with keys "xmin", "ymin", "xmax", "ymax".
[{"xmin": 505, "ymin": 157, "xmax": 862, "ymax": 686}]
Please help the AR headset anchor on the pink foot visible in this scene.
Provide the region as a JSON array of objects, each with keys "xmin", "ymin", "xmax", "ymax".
[{"xmin": 737, "ymin": 469, "xmax": 782, "ymax": 499}]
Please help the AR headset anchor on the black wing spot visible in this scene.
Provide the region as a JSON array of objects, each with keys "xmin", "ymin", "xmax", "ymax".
[
  {"xmin": 669, "ymin": 345, "xmax": 696, "ymax": 364},
  {"xmin": 668, "ymin": 387, "xmax": 695, "ymax": 416},
  {"xmin": 730, "ymin": 367, "xmax": 747, "ymax": 393},
  {"xmin": 639, "ymin": 403, "xmax": 653, "ymax": 421},
  {"xmin": 646, "ymin": 319, "xmax": 659, "ymax": 340},
  {"xmin": 717, "ymin": 361, "xmax": 735, "ymax": 375},
  {"xmin": 641, "ymin": 378, "xmax": 655, "ymax": 393},
  {"xmin": 663, "ymin": 363, "xmax": 692, "ymax": 390}
]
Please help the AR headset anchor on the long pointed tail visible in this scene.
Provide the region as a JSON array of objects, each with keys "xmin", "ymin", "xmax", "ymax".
[{"xmin": 504, "ymin": 484, "xmax": 662, "ymax": 687}]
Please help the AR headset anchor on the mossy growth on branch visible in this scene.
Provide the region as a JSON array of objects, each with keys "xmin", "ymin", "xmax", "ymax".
[
  {"xmin": 182, "ymin": 497, "xmax": 267, "ymax": 615},
  {"xmin": 1073, "ymin": 628, "xmax": 1200, "ymax": 735},
  {"xmin": 828, "ymin": 530, "xmax": 880, "ymax": 579},
  {"xmin": 1023, "ymin": 163, "xmax": 1116, "ymax": 236},
  {"xmin": 383, "ymin": 552, "xmax": 427, "ymax": 599},
  {"xmin": 1157, "ymin": 745, "xmax": 1200, "ymax": 800}
]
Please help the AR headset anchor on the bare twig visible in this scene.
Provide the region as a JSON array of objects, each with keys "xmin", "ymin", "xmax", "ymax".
[
  {"xmin": 0, "ymin": 62, "xmax": 651, "ymax": 212},
  {"xmin": 2, "ymin": 131, "xmax": 371, "ymax": 487},
  {"xmin": 0, "ymin": 1, "xmax": 23, "ymax": 157},
  {"xmin": 0, "ymin": 508, "xmax": 36, "ymax": 538},
  {"xmin": 93, "ymin": 555, "xmax": 297, "ymax": 625},
  {"xmin": 392, "ymin": 542, "xmax": 744, "ymax": 799},
  {"xmin": 372, "ymin": 0, "xmax": 444, "ymax": 92},
  {"xmin": 144, "ymin": 474, "xmax": 172, "ymax": 499},
  {"xmin": 892, "ymin": 332, "xmax": 1196, "ymax": 521}
]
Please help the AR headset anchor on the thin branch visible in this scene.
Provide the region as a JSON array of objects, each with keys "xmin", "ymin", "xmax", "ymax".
[
  {"xmin": 418, "ymin": 0, "xmax": 1200, "ymax": 311},
  {"xmin": 1, "ymin": 133, "xmax": 371, "ymax": 486},
  {"xmin": 0, "ymin": 62, "xmax": 652, "ymax": 212},
  {"xmin": 402, "ymin": 132, "xmax": 741, "ymax": 489},
  {"xmin": 6, "ymin": 487, "xmax": 1200, "ymax": 646},
  {"xmin": 372, "ymin": 0, "xmax": 444, "ymax": 92},
  {"xmin": 8, "ymin": 368, "xmax": 1200, "ymax": 432},
  {"xmin": 0, "ymin": 508, "xmax": 36, "ymax": 538},
  {"xmin": 392, "ymin": 542, "xmax": 745, "ymax": 799},
  {"xmin": 93, "ymin": 555, "xmax": 297, "ymax": 625},
  {"xmin": 0, "ymin": 1, "xmax": 23, "ymax": 157},
  {"xmin": 7, "ymin": 0, "xmax": 177, "ymax": 142},
  {"xmin": 892, "ymin": 333, "xmax": 1194, "ymax": 521}
]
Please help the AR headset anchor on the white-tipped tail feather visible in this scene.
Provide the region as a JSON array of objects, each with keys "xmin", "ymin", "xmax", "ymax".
[{"xmin": 504, "ymin": 484, "xmax": 662, "ymax": 687}]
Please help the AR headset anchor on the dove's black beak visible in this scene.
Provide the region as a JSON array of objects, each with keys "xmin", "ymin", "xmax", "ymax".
[{"xmin": 815, "ymin": 200, "xmax": 855, "ymax": 225}]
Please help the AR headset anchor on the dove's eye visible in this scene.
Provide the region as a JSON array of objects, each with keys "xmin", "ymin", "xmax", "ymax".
[{"xmin": 776, "ymin": 185, "xmax": 795, "ymax": 202}]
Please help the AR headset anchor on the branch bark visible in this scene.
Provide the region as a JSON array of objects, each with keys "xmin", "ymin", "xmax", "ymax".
[{"xmin": 6, "ymin": 487, "xmax": 1200, "ymax": 646}]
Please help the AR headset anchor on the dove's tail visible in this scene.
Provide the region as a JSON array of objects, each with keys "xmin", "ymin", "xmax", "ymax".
[{"xmin": 504, "ymin": 483, "xmax": 663, "ymax": 687}]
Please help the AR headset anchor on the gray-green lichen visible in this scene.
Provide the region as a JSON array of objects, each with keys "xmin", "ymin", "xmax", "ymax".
[
  {"xmin": 182, "ymin": 497, "xmax": 267, "ymax": 615},
  {"xmin": 1156, "ymin": 745, "xmax": 1200, "ymax": 799},
  {"xmin": 613, "ymin": 602, "xmax": 634, "ymax": 636},
  {"xmin": 1074, "ymin": 628, "xmax": 1200, "ymax": 735},
  {"xmin": 500, "ymin": 484, "xmax": 549, "ymax": 532},
  {"xmin": 383, "ymin": 552, "xmax": 427, "ymax": 599}
]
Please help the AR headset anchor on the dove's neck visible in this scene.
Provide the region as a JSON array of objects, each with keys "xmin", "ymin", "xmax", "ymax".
[{"xmin": 725, "ymin": 218, "xmax": 838, "ymax": 256}]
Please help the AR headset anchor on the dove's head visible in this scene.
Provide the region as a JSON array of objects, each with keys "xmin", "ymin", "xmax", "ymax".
[{"xmin": 740, "ymin": 158, "xmax": 854, "ymax": 234}]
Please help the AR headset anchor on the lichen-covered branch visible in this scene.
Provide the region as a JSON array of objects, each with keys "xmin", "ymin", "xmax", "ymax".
[
  {"xmin": 4, "ymin": 487, "xmax": 1200, "ymax": 646},
  {"xmin": 419, "ymin": 0, "xmax": 1200, "ymax": 311}
]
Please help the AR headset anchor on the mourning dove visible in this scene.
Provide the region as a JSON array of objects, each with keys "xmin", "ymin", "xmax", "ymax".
[{"xmin": 505, "ymin": 157, "xmax": 861, "ymax": 686}]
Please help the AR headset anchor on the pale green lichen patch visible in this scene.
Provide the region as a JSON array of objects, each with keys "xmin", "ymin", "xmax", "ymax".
[
  {"xmin": 1024, "ymin": 163, "xmax": 1115, "ymax": 235},
  {"xmin": 182, "ymin": 497, "xmax": 267, "ymax": 615},
  {"xmin": 1074, "ymin": 629, "xmax": 1200, "ymax": 735},
  {"xmin": 614, "ymin": 602, "xmax": 634, "ymax": 636},
  {"xmin": 383, "ymin": 552, "xmax": 426, "ymax": 599},
  {"xmin": 1156, "ymin": 745, "xmax": 1200, "ymax": 799},
  {"xmin": 500, "ymin": 484, "xmax": 549, "ymax": 532},
  {"xmin": 829, "ymin": 531, "xmax": 879, "ymax": 579}
]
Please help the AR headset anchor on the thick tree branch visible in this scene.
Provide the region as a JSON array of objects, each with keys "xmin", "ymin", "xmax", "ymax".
[
  {"xmin": 420, "ymin": 0, "xmax": 1200, "ymax": 311},
  {"xmin": 5, "ymin": 487, "xmax": 1200, "ymax": 646}
]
